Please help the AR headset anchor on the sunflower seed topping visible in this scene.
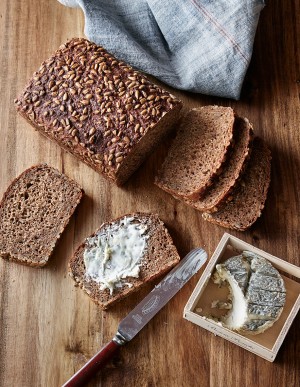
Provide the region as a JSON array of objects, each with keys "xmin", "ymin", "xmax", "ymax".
[{"xmin": 15, "ymin": 37, "xmax": 181, "ymax": 179}]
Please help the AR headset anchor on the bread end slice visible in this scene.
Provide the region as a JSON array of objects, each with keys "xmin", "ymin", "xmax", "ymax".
[
  {"xmin": 0, "ymin": 164, "xmax": 83, "ymax": 267},
  {"xmin": 69, "ymin": 213, "xmax": 180, "ymax": 309}
]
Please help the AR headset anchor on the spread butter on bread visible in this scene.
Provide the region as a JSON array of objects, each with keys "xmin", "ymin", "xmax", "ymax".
[{"xmin": 69, "ymin": 213, "xmax": 180, "ymax": 309}]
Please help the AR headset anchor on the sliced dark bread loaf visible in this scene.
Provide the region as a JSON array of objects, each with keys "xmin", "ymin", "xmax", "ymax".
[
  {"xmin": 155, "ymin": 106, "xmax": 235, "ymax": 200},
  {"xmin": 69, "ymin": 213, "xmax": 180, "ymax": 309},
  {"xmin": 202, "ymin": 137, "xmax": 271, "ymax": 231},
  {"xmin": 0, "ymin": 164, "xmax": 83, "ymax": 267},
  {"xmin": 15, "ymin": 38, "xmax": 182, "ymax": 186},
  {"xmin": 184, "ymin": 116, "xmax": 253, "ymax": 212}
]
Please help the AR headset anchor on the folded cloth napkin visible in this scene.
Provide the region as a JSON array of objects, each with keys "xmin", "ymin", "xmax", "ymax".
[{"xmin": 58, "ymin": 0, "xmax": 265, "ymax": 99}]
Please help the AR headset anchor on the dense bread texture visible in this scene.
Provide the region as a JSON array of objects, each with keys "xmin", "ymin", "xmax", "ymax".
[
  {"xmin": 69, "ymin": 213, "xmax": 180, "ymax": 309},
  {"xmin": 15, "ymin": 38, "xmax": 182, "ymax": 186},
  {"xmin": 184, "ymin": 116, "xmax": 253, "ymax": 212},
  {"xmin": 155, "ymin": 106, "xmax": 235, "ymax": 200},
  {"xmin": 0, "ymin": 164, "xmax": 83, "ymax": 267},
  {"xmin": 202, "ymin": 138, "xmax": 271, "ymax": 231}
]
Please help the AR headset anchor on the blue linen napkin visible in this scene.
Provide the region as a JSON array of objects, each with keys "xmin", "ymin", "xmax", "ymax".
[{"xmin": 58, "ymin": 0, "xmax": 265, "ymax": 99}]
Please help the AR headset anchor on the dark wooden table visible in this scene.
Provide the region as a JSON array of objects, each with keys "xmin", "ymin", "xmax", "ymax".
[{"xmin": 0, "ymin": 1, "xmax": 299, "ymax": 386}]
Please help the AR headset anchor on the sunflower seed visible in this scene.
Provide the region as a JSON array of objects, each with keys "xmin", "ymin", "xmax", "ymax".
[{"xmin": 89, "ymin": 135, "xmax": 95, "ymax": 144}]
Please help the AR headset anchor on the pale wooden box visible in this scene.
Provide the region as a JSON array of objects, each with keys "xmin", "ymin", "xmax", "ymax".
[{"xmin": 183, "ymin": 233, "xmax": 300, "ymax": 362}]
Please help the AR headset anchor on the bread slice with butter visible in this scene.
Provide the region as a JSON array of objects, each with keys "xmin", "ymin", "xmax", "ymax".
[{"xmin": 69, "ymin": 213, "xmax": 180, "ymax": 309}]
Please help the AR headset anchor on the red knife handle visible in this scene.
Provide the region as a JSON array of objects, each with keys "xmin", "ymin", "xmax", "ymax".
[{"xmin": 62, "ymin": 340, "xmax": 120, "ymax": 387}]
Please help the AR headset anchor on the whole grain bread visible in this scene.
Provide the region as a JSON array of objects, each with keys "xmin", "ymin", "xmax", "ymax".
[
  {"xmin": 69, "ymin": 213, "xmax": 180, "ymax": 309},
  {"xmin": 202, "ymin": 137, "xmax": 271, "ymax": 231},
  {"xmin": 15, "ymin": 38, "xmax": 182, "ymax": 186},
  {"xmin": 184, "ymin": 116, "xmax": 253, "ymax": 212},
  {"xmin": 155, "ymin": 106, "xmax": 235, "ymax": 200},
  {"xmin": 0, "ymin": 164, "xmax": 83, "ymax": 267}
]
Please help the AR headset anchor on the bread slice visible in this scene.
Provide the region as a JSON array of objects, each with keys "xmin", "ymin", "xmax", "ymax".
[
  {"xmin": 184, "ymin": 116, "xmax": 253, "ymax": 212},
  {"xmin": 69, "ymin": 213, "xmax": 180, "ymax": 309},
  {"xmin": 155, "ymin": 106, "xmax": 235, "ymax": 200},
  {"xmin": 202, "ymin": 137, "xmax": 271, "ymax": 231},
  {"xmin": 0, "ymin": 164, "xmax": 83, "ymax": 267},
  {"xmin": 15, "ymin": 38, "xmax": 182, "ymax": 186}
]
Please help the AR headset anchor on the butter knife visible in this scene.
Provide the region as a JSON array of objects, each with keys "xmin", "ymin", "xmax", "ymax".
[{"xmin": 63, "ymin": 247, "xmax": 207, "ymax": 387}]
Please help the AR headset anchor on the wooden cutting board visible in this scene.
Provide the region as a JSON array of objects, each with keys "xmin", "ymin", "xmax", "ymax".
[{"xmin": 0, "ymin": 1, "xmax": 299, "ymax": 386}]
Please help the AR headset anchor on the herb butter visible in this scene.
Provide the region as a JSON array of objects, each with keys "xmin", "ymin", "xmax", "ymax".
[{"xmin": 83, "ymin": 217, "xmax": 148, "ymax": 294}]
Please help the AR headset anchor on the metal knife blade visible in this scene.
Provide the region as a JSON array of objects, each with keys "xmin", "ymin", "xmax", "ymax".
[
  {"xmin": 115, "ymin": 247, "xmax": 207, "ymax": 344},
  {"xmin": 62, "ymin": 247, "xmax": 207, "ymax": 387}
]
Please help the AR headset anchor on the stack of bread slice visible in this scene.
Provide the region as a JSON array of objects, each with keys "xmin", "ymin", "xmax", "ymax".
[{"xmin": 155, "ymin": 106, "xmax": 271, "ymax": 231}]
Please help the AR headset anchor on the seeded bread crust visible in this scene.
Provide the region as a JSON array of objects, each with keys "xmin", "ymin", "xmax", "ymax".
[
  {"xmin": 184, "ymin": 116, "xmax": 253, "ymax": 212},
  {"xmin": 15, "ymin": 38, "xmax": 182, "ymax": 186},
  {"xmin": 155, "ymin": 106, "xmax": 235, "ymax": 200},
  {"xmin": 202, "ymin": 138, "xmax": 271, "ymax": 231},
  {"xmin": 0, "ymin": 164, "xmax": 83, "ymax": 267},
  {"xmin": 69, "ymin": 213, "xmax": 180, "ymax": 309}
]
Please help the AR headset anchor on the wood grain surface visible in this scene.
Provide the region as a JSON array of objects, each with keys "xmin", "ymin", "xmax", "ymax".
[{"xmin": 0, "ymin": 1, "xmax": 299, "ymax": 386}]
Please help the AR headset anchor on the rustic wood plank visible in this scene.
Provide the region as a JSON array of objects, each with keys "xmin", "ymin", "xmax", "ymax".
[{"xmin": 0, "ymin": 0, "xmax": 299, "ymax": 386}]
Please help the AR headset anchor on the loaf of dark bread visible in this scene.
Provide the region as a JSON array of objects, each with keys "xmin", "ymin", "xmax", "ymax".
[
  {"xmin": 202, "ymin": 138, "xmax": 271, "ymax": 231},
  {"xmin": 155, "ymin": 106, "xmax": 235, "ymax": 200},
  {"xmin": 15, "ymin": 38, "xmax": 182, "ymax": 186},
  {"xmin": 69, "ymin": 213, "xmax": 180, "ymax": 309},
  {"xmin": 0, "ymin": 164, "xmax": 83, "ymax": 267}
]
